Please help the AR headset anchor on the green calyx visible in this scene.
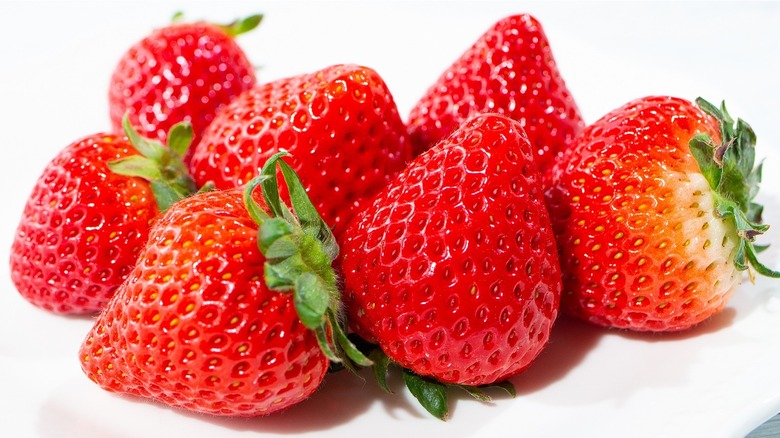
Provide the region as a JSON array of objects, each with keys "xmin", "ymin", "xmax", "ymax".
[
  {"xmin": 368, "ymin": 347, "xmax": 515, "ymax": 421},
  {"xmin": 242, "ymin": 152, "xmax": 372, "ymax": 367},
  {"xmin": 221, "ymin": 14, "xmax": 263, "ymax": 37},
  {"xmin": 171, "ymin": 12, "xmax": 263, "ymax": 37},
  {"xmin": 107, "ymin": 114, "xmax": 197, "ymax": 213},
  {"xmin": 689, "ymin": 97, "xmax": 779, "ymax": 278}
]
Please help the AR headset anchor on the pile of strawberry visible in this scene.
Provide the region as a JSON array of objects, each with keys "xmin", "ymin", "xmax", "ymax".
[{"xmin": 9, "ymin": 12, "xmax": 778, "ymax": 420}]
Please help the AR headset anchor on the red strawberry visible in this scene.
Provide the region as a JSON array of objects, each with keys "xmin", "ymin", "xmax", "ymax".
[
  {"xmin": 408, "ymin": 14, "xmax": 584, "ymax": 175},
  {"xmin": 340, "ymin": 114, "xmax": 561, "ymax": 419},
  {"xmin": 109, "ymin": 14, "xmax": 260, "ymax": 160},
  {"xmin": 10, "ymin": 118, "xmax": 195, "ymax": 314},
  {"xmin": 546, "ymin": 96, "xmax": 779, "ymax": 332},
  {"xmin": 188, "ymin": 64, "xmax": 412, "ymax": 238},
  {"xmin": 79, "ymin": 153, "xmax": 369, "ymax": 416}
]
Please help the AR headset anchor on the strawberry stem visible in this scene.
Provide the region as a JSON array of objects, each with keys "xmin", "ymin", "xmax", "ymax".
[
  {"xmin": 108, "ymin": 114, "xmax": 196, "ymax": 212},
  {"xmin": 169, "ymin": 12, "xmax": 263, "ymax": 38},
  {"xmin": 690, "ymin": 97, "xmax": 780, "ymax": 278},
  {"xmin": 242, "ymin": 152, "xmax": 372, "ymax": 366},
  {"xmin": 222, "ymin": 14, "xmax": 263, "ymax": 37}
]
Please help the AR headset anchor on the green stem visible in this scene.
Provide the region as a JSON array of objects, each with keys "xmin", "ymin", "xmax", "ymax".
[
  {"xmin": 242, "ymin": 152, "xmax": 372, "ymax": 366},
  {"xmin": 690, "ymin": 98, "xmax": 780, "ymax": 278}
]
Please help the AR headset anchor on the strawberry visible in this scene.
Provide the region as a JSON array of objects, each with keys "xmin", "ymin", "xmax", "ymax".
[
  {"xmin": 10, "ymin": 117, "xmax": 195, "ymax": 314},
  {"xmin": 546, "ymin": 96, "xmax": 779, "ymax": 332},
  {"xmin": 109, "ymin": 14, "xmax": 260, "ymax": 161},
  {"xmin": 79, "ymin": 153, "xmax": 369, "ymax": 416},
  {"xmin": 339, "ymin": 114, "xmax": 561, "ymax": 419},
  {"xmin": 188, "ymin": 64, "xmax": 412, "ymax": 238},
  {"xmin": 407, "ymin": 14, "xmax": 584, "ymax": 175}
]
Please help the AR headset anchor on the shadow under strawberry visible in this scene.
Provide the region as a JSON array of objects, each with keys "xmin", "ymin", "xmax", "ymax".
[{"xmin": 511, "ymin": 316, "xmax": 604, "ymax": 396}]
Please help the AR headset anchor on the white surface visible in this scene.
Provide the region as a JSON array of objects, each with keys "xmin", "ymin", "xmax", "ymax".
[{"xmin": 1, "ymin": 1, "xmax": 779, "ymax": 437}]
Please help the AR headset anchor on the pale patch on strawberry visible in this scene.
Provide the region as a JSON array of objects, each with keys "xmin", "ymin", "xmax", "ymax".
[
  {"xmin": 665, "ymin": 170, "xmax": 741, "ymax": 323},
  {"xmin": 549, "ymin": 96, "xmax": 779, "ymax": 332}
]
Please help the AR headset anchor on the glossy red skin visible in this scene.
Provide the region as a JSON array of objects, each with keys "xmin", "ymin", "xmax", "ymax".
[
  {"xmin": 546, "ymin": 96, "xmax": 736, "ymax": 332},
  {"xmin": 189, "ymin": 64, "xmax": 412, "ymax": 239},
  {"xmin": 79, "ymin": 189, "xmax": 328, "ymax": 416},
  {"xmin": 341, "ymin": 114, "xmax": 561, "ymax": 386},
  {"xmin": 109, "ymin": 22, "xmax": 256, "ymax": 160},
  {"xmin": 10, "ymin": 134, "xmax": 158, "ymax": 314},
  {"xmin": 408, "ymin": 14, "xmax": 584, "ymax": 175}
]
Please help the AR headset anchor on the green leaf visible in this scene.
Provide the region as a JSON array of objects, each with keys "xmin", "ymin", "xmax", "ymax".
[
  {"xmin": 718, "ymin": 157, "xmax": 751, "ymax": 211},
  {"xmin": 196, "ymin": 181, "xmax": 216, "ymax": 194},
  {"xmin": 293, "ymin": 272, "xmax": 329, "ymax": 329},
  {"xmin": 458, "ymin": 385, "xmax": 491, "ymax": 402},
  {"xmin": 278, "ymin": 161, "xmax": 322, "ymax": 234},
  {"xmin": 259, "ymin": 152, "xmax": 290, "ymax": 220},
  {"xmin": 263, "ymin": 261, "xmax": 295, "ymax": 290},
  {"xmin": 107, "ymin": 156, "xmax": 163, "ymax": 181},
  {"xmin": 314, "ymin": 326, "xmax": 341, "ymax": 363},
  {"xmin": 403, "ymin": 371, "xmax": 449, "ymax": 420},
  {"xmin": 695, "ymin": 97, "xmax": 778, "ymax": 279},
  {"xmin": 225, "ymin": 14, "xmax": 263, "ymax": 37},
  {"xmin": 733, "ymin": 240, "xmax": 748, "ymax": 271},
  {"xmin": 263, "ymin": 235, "xmax": 299, "ymax": 260},
  {"xmin": 747, "ymin": 162, "xmax": 764, "ymax": 202},
  {"xmin": 754, "ymin": 243, "xmax": 770, "ymax": 254},
  {"xmin": 171, "ymin": 11, "xmax": 184, "ymax": 22},
  {"xmin": 248, "ymin": 153, "xmax": 358, "ymax": 367},
  {"xmin": 278, "ymin": 159, "xmax": 339, "ymax": 260},
  {"xmin": 688, "ymin": 134, "xmax": 721, "ymax": 190},
  {"xmin": 150, "ymin": 180, "xmax": 182, "ymax": 212},
  {"xmin": 487, "ymin": 380, "xmax": 517, "ymax": 398},
  {"xmin": 745, "ymin": 242, "xmax": 780, "ymax": 278},
  {"xmin": 122, "ymin": 113, "xmax": 165, "ymax": 161},
  {"xmin": 695, "ymin": 97, "xmax": 721, "ymax": 121},
  {"xmin": 242, "ymin": 176, "xmax": 271, "ymax": 226},
  {"xmin": 259, "ymin": 219, "xmax": 294, "ymax": 255},
  {"xmin": 167, "ymin": 121, "xmax": 194, "ymax": 158},
  {"xmin": 264, "ymin": 255, "xmax": 304, "ymax": 289},
  {"xmin": 329, "ymin": 312, "xmax": 373, "ymax": 367},
  {"xmin": 111, "ymin": 113, "xmax": 197, "ymax": 212},
  {"xmin": 369, "ymin": 348, "xmax": 393, "ymax": 393}
]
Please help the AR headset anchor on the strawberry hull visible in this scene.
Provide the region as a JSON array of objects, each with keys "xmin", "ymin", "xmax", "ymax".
[
  {"xmin": 546, "ymin": 96, "xmax": 761, "ymax": 332},
  {"xmin": 341, "ymin": 114, "xmax": 562, "ymax": 386}
]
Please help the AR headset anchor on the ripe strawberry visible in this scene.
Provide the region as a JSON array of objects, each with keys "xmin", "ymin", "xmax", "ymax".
[
  {"xmin": 546, "ymin": 96, "xmax": 779, "ymax": 332},
  {"xmin": 188, "ymin": 64, "xmax": 412, "ymax": 238},
  {"xmin": 79, "ymin": 153, "xmax": 369, "ymax": 416},
  {"xmin": 109, "ymin": 14, "xmax": 260, "ymax": 161},
  {"xmin": 10, "ymin": 117, "xmax": 195, "ymax": 314},
  {"xmin": 340, "ymin": 114, "xmax": 561, "ymax": 419},
  {"xmin": 407, "ymin": 14, "xmax": 584, "ymax": 175}
]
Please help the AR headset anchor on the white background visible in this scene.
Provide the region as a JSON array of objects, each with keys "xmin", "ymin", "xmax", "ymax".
[{"xmin": 1, "ymin": 1, "xmax": 779, "ymax": 437}]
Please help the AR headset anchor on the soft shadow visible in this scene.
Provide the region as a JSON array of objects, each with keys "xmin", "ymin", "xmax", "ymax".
[
  {"xmin": 613, "ymin": 307, "xmax": 738, "ymax": 343},
  {"xmin": 161, "ymin": 370, "xmax": 377, "ymax": 434},
  {"xmin": 169, "ymin": 366, "xmax": 428, "ymax": 433},
  {"xmin": 512, "ymin": 315, "xmax": 604, "ymax": 395}
]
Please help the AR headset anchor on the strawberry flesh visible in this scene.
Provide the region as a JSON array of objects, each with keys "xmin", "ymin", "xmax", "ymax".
[
  {"xmin": 341, "ymin": 114, "xmax": 561, "ymax": 385},
  {"xmin": 189, "ymin": 64, "xmax": 412, "ymax": 239},
  {"xmin": 109, "ymin": 21, "xmax": 256, "ymax": 160},
  {"xmin": 408, "ymin": 14, "xmax": 583, "ymax": 175},
  {"xmin": 547, "ymin": 96, "xmax": 748, "ymax": 331},
  {"xmin": 10, "ymin": 134, "xmax": 159, "ymax": 314}
]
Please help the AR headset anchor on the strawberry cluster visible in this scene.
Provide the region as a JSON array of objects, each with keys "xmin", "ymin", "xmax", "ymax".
[{"xmin": 8, "ymin": 12, "xmax": 777, "ymax": 421}]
